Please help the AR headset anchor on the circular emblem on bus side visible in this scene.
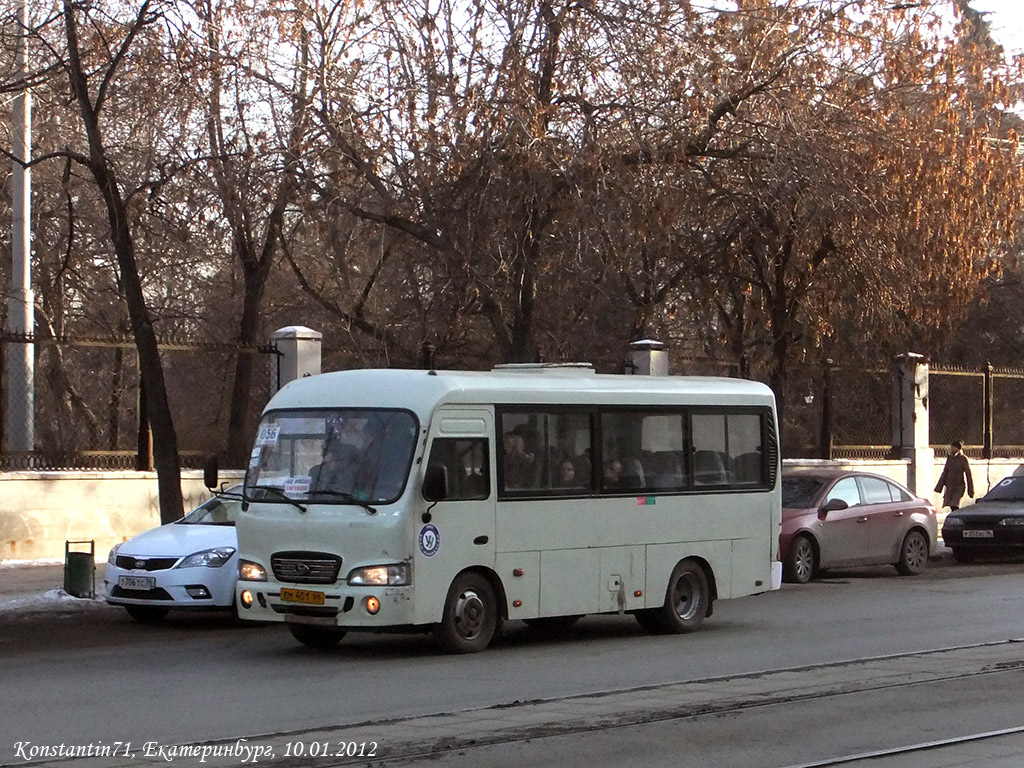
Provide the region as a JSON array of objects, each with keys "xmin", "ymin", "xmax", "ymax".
[{"xmin": 419, "ymin": 524, "xmax": 440, "ymax": 557}]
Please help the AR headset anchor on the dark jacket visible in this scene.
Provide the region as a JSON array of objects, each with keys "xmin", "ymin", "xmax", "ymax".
[{"xmin": 935, "ymin": 452, "xmax": 974, "ymax": 497}]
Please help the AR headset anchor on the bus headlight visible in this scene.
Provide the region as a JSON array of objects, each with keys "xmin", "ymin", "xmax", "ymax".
[
  {"xmin": 347, "ymin": 563, "xmax": 410, "ymax": 586},
  {"xmin": 239, "ymin": 560, "xmax": 268, "ymax": 582}
]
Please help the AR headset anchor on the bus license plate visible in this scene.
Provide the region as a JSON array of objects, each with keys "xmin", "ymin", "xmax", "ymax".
[
  {"xmin": 963, "ymin": 530, "xmax": 994, "ymax": 538},
  {"xmin": 119, "ymin": 575, "xmax": 156, "ymax": 590},
  {"xmin": 280, "ymin": 587, "xmax": 325, "ymax": 605}
]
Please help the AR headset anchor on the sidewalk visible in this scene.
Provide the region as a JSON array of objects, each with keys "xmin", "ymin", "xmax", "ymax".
[{"xmin": 0, "ymin": 559, "xmax": 108, "ymax": 614}]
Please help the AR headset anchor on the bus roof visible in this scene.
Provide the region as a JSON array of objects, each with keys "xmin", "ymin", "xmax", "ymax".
[{"xmin": 265, "ymin": 368, "xmax": 776, "ymax": 417}]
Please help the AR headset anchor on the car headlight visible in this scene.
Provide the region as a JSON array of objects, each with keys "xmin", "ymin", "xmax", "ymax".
[
  {"xmin": 942, "ymin": 517, "xmax": 963, "ymax": 528},
  {"xmin": 238, "ymin": 560, "xmax": 268, "ymax": 582},
  {"xmin": 999, "ymin": 518, "xmax": 1024, "ymax": 526},
  {"xmin": 107, "ymin": 542, "xmax": 122, "ymax": 565},
  {"xmin": 347, "ymin": 563, "xmax": 411, "ymax": 586},
  {"xmin": 176, "ymin": 547, "xmax": 236, "ymax": 568}
]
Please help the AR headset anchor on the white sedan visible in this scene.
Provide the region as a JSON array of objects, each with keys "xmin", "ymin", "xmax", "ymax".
[{"xmin": 104, "ymin": 486, "xmax": 242, "ymax": 622}]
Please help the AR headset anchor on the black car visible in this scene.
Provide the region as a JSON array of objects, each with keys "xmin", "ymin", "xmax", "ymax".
[{"xmin": 941, "ymin": 475, "xmax": 1024, "ymax": 562}]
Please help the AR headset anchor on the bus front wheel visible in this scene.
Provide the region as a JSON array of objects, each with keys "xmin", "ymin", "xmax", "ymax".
[
  {"xmin": 434, "ymin": 572, "xmax": 498, "ymax": 654},
  {"xmin": 637, "ymin": 560, "xmax": 710, "ymax": 634}
]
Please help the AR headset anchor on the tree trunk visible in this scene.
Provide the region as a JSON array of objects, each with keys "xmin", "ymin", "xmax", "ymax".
[
  {"xmin": 98, "ymin": 168, "xmax": 183, "ymax": 523},
  {"xmin": 64, "ymin": 0, "xmax": 183, "ymax": 523},
  {"xmin": 225, "ymin": 272, "xmax": 268, "ymax": 466}
]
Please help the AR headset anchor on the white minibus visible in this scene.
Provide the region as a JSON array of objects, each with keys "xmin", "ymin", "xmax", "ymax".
[{"xmin": 226, "ymin": 364, "xmax": 782, "ymax": 652}]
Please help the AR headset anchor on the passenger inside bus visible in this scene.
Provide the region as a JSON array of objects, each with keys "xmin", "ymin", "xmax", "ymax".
[
  {"xmin": 503, "ymin": 431, "xmax": 537, "ymax": 489},
  {"xmin": 555, "ymin": 459, "xmax": 580, "ymax": 488},
  {"xmin": 603, "ymin": 459, "xmax": 623, "ymax": 489}
]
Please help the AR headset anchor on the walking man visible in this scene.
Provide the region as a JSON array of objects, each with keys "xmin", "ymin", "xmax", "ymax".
[{"xmin": 934, "ymin": 441, "xmax": 974, "ymax": 511}]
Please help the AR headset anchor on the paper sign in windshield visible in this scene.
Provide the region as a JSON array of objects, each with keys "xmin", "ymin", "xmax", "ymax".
[
  {"xmin": 284, "ymin": 477, "xmax": 311, "ymax": 498},
  {"xmin": 256, "ymin": 425, "xmax": 281, "ymax": 446}
]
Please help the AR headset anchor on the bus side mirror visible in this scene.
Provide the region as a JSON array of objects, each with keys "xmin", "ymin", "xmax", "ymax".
[
  {"xmin": 423, "ymin": 465, "xmax": 448, "ymax": 502},
  {"xmin": 204, "ymin": 455, "xmax": 220, "ymax": 490}
]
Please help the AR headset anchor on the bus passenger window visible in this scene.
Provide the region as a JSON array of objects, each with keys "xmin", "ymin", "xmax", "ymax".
[
  {"xmin": 499, "ymin": 411, "xmax": 593, "ymax": 494},
  {"xmin": 425, "ymin": 438, "xmax": 490, "ymax": 501}
]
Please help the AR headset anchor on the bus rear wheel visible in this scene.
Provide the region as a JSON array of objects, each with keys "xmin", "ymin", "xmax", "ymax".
[
  {"xmin": 637, "ymin": 560, "xmax": 709, "ymax": 634},
  {"xmin": 288, "ymin": 623, "xmax": 347, "ymax": 650},
  {"xmin": 434, "ymin": 572, "xmax": 498, "ymax": 654}
]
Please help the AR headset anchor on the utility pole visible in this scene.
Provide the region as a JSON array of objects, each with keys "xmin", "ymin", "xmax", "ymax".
[{"xmin": 6, "ymin": 0, "xmax": 35, "ymax": 454}]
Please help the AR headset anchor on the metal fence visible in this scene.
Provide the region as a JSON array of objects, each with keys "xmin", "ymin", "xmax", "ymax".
[
  {"xmin": 0, "ymin": 333, "xmax": 274, "ymax": 471},
  {"xmin": 930, "ymin": 364, "xmax": 1024, "ymax": 459},
  {"xmin": 780, "ymin": 361, "xmax": 1024, "ymax": 461},
  {"xmin": 4, "ymin": 337, "xmax": 1024, "ymax": 468}
]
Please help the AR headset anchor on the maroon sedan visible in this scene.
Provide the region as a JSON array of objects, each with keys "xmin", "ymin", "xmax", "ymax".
[{"xmin": 780, "ymin": 468, "xmax": 938, "ymax": 584}]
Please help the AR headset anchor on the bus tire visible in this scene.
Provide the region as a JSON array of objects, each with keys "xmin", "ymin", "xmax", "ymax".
[
  {"xmin": 661, "ymin": 560, "xmax": 710, "ymax": 633},
  {"xmin": 288, "ymin": 623, "xmax": 347, "ymax": 650},
  {"xmin": 434, "ymin": 572, "xmax": 497, "ymax": 654}
]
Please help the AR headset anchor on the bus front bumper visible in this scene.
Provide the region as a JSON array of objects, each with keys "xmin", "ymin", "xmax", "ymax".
[{"xmin": 235, "ymin": 582, "xmax": 415, "ymax": 628}]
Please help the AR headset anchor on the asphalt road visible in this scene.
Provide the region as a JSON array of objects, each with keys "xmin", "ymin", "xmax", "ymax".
[{"xmin": 3, "ymin": 556, "xmax": 1024, "ymax": 767}]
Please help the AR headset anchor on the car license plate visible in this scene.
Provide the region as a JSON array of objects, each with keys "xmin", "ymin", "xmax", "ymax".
[
  {"xmin": 280, "ymin": 587, "xmax": 325, "ymax": 605},
  {"xmin": 963, "ymin": 530, "xmax": 994, "ymax": 538},
  {"xmin": 118, "ymin": 575, "xmax": 156, "ymax": 590}
]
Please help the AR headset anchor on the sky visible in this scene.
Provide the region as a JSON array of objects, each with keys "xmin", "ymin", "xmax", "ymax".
[{"xmin": 969, "ymin": 0, "xmax": 1024, "ymax": 56}]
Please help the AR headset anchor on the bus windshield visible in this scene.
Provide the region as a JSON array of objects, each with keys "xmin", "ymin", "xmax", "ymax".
[{"xmin": 245, "ymin": 408, "xmax": 418, "ymax": 505}]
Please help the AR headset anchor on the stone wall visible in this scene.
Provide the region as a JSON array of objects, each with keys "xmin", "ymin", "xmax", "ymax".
[
  {"xmin": 0, "ymin": 471, "xmax": 244, "ymax": 562},
  {"xmin": 2, "ymin": 459, "xmax": 1023, "ymax": 563}
]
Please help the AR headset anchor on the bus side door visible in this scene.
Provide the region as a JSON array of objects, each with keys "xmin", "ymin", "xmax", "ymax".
[{"xmin": 413, "ymin": 410, "xmax": 497, "ymax": 625}]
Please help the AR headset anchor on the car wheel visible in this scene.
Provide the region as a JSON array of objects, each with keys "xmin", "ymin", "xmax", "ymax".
[
  {"xmin": 638, "ymin": 560, "xmax": 710, "ymax": 634},
  {"xmin": 434, "ymin": 572, "xmax": 498, "ymax": 654},
  {"xmin": 896, "ymin": 529, "xmax": 929, "ymax": 576},
  {"xmin": 124, "ymin": 605, "xmax": 170, "ymax": 623},
  {"xmin": 287, "ymin": 623, "xmax": 347, "ymax": 650},
  {"xmin": 952, "ymin": 546, "xmax": 978, "ymax": 564},
  {"xmin": 783, "ymin": 535, "xmax": 817, "ymax": 584}
]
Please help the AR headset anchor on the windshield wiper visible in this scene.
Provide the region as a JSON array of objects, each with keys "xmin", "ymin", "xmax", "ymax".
[
  {"xmin": 308, "ymin": 489, "xmax": 378, "ymax": 515},
  {"xmin": 247, "ymin": 485, "xmax": 307, "ymax": 512}
]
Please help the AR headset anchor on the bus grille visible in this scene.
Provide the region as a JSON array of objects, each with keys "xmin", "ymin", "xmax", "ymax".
[{"xmin": 271, "ymin": 551, "xmax": 342, "ymax": 585}]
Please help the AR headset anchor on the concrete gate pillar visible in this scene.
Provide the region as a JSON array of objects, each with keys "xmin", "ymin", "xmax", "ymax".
[
  {"xmin": 269, "ymin": 326, "xmax": 322, "ymax": 395},
  {"xmin": 891, "ymin": 353, "xmax": 933, "ymax": 495}
]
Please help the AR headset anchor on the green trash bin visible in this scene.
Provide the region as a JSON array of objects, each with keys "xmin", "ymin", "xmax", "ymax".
[{"xmin": 64, "ymin": 540, "xmax": 96, "ymax": 598}]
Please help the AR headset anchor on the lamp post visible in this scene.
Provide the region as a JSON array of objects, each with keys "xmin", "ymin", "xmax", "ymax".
[{"xmin": 6, "ymin": 0, "xmax": 35, "ymax": 454}]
